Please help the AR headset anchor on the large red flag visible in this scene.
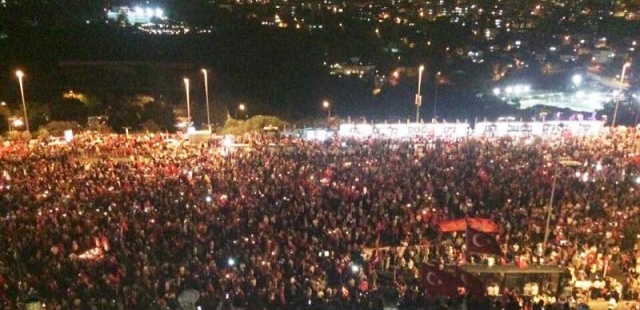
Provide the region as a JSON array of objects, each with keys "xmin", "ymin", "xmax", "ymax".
[
  {"xmin": 420, "ymin": 264, "xmax": 459, "ymax": 297},
  {"xmin": 438, "ymin": 218, "xmax": 499, "ymax": 233},
  {"xmin": 467, "ymin": 218, "xmax": 499, "ymax": 233},
  {"xmin": 466, "ymin": 227, "xmax": 502, "ymax": 255},
  {"xmin": 438, "ymin": 219, "xmax": 467, "ymax": 232},
  {"xmin": 453, "ymin": 266, "xmax": 485, "ymax": 297}
]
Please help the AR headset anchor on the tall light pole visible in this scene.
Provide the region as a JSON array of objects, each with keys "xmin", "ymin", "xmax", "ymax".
[
  {"xmin": 433, "ymin": 71, "xmax": 441, "ymax": 119},
  {"xmin": 183, "ymin": 78, "xmax": 191, "ymax": 128},
  {"xmin": 543, "ymin": 159, "xmax": 580, "ymax": 250},
  {"xmin": 323, "ymin": 100, "xmax": 331, "ymax": 119},
  {"xmin": 612, "ymin": 62, "xmax": 631, "ymax": 127},
  {"xmin": 237, "ymin": 103, "xmax": 246, "ymax": 119},
  {"xmin": 201, "ymin": 69, "xmax": 212, "ymax": 132},
  {"xmin": 15, "ymin": 70, "xmax": 29, "ymax": 133},
  {"xmin": 415, "ymin": 65, "xmax": 424, "ymax": 123}
]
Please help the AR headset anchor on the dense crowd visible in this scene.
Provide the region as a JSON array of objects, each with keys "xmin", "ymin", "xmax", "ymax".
[{"xmin": 1, "ymin": 128, "xmax": 640, "ymax": 309}]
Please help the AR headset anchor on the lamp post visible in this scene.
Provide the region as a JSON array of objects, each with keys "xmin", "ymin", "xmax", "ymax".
[
  {"xmin": 15, "ymin": 70, "xmax": 29, "ymax": 133},
  {"xmin": 201, "ymin": 69, "xmax": 212, "ymax": 132},
  {"xmin": 237, "ymin": 103, "xmax": 246, "ymax": 119},
  {"xmin": 543, "ymin": 159, "xmax": 580, "ymax": 250},
  {"xmin": 415, "ymin": 65, "xmax": 424, "ymax": 123},
  {"xmin": 323, "ymin": 100, "xmax": 331, "ymax": 119},
  {"xmin": 433, "ymin": 71, "xmax": 441, "ymax": 119},
  {"xmin": 183, "ymin": 78, "xmax": 191, "ymax": 128},
  {"xmin": 612, "ymin": 62, "xmax": 631, "ymax": 127}
]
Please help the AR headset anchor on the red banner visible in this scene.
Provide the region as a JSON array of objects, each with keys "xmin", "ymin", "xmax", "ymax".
[{"xmin": 438, "ymin": 218, "xmax": 499, "ymax": 233}]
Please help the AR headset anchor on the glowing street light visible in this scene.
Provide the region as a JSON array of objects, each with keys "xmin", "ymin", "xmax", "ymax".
[
  {"xmin": 201, "ymin": 69, "xmax": 212, "ymax": 132},
  {"xmin": 612, "ymin": 62, "xmax": 631, "ymax": 127},
  {"xmin": 15, "ymin": 70, "xmax": 29, "ymax": 133},
  {"xmin": 415, "ymin": 65, "xmax": 424, "ymax": 123},
  {"xmin": 572, "ymin": 74, "xmax": 582, "ymax": 86},
  {"xmin": 322, "ymin": 100, "xmax": 331, "ymax": 119},
  {"xmin": 236, "ymin": 103, "xmax": 246, "ymax": 119},
  {"xmin": 183, "ymin": 78, "xmax": 191, "ymax": 127},
  {"xmin": 12, "ymin": 118, "xmax": 24, "ymax": 128}
]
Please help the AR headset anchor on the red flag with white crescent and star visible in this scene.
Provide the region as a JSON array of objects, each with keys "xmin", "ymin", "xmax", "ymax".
[
  {"xmin": 420, "ymin": 264, "xmax": 459, "ymax": 297},
  {"xmin": 466, "ymin": 227, "xmax": 502, "ymax": 256},
  {"xmin": 453, "ymin": 266, "xmax": 485, "ymax": 297}
]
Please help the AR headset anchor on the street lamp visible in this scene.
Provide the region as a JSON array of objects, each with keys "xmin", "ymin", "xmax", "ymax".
[
  {"xmin": 237, "ymin": 103, "xmax": 246, "ymax": 119},
  {"xmin": 415, "ymin": 65, "xmax": 424, "ymax": 123},
  {"xmin": 572, "ymin": 74, "xmax": 582, "ymax": 87},
  {"xmin": 183, "ymin": 78, "xmax": 191, "ymax": 127},
  {"xmin": 15, "ymin": 70, "xmax": 29, "ymax": 133},
  {"xmin": 612, "ymin": 62, "xmax": 631, "ymax": 127},
  {"xmin": 201, "ymin": 69, "xmax": 212, "ymax": 132},
  {"xmin": 322, "ymin": 100, "xmax": 331, "ymax": 119},
  {"xmin": 433, "ymin": 71, "xmax": 441, "ymax": 119},
  {"xmin": 542, "ymin": 159, "xmax": 581, "ymax": 250}
]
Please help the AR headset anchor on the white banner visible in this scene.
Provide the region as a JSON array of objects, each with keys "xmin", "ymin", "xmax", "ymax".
[{"xmin": 473, "ymin": 121, "xmax": 604, "ymax": 137}]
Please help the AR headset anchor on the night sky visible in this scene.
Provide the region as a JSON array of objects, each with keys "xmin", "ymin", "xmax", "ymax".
[{"xmin": 0, "ymin": 0, "xmax": 638, "ymax": 129}]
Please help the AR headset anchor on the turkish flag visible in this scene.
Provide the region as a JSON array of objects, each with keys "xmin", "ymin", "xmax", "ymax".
[
  {"xmin": 453, "ymin": 266, "xmax": 485, "ymax": 297},
  {"xmin": 438, "ymin": 219, "xmax": 467, "ymax": 232},
  {"xmin": 467, "ymin": 218, "xmax": 499, "ymax": 233},
  {"xmin": 438, "ymin": 218, "xmax": 499, "ymax": 233},
  {"xmin": 420, "ymin": 264, "xmax": 459, "ymax": 297},
  {"xmin": 466, "ymin": 227, "xmax": 502, "ymax": 256}
]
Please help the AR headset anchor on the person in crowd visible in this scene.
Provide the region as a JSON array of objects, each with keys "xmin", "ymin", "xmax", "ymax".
[{"xmin": 0, "ymin": 128, "xmax": 639, "ymax": 309}]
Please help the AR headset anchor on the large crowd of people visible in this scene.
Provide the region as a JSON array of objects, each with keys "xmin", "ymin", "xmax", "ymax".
[{"xmin": 1, "ymin": 128, "xmax": 640, "ymax": 309}]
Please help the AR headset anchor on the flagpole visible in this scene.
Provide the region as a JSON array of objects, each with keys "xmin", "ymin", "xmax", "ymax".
[
  {"xmin": 464, "ymin": 206, "xmax": 470, "ymax": 262},
  {"xmin": 543, "ymin": 166, "xmax": 559, "ymax": 251}
]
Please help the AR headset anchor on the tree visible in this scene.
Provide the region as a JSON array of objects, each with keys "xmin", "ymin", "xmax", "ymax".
[
  {"xmin": 0, "ymin": 105, "xmax": 9, "ymax": 134},
  {"xmin": 600, "ymin": 99, "xmax": 640, "ymax": 126},
  {"xmin": 142, "ymin": 101, "xmax": 176, "ymax": 132},
  {"xmin": 141, "ymin": 120, "xmax": 160, "ymax": 133},
  {"xmin": 107, "ymin": 103, "xmax": 143, "ymax": 132},
  {"xmin": 0, "ymin": 117, "xmax": 8, "ymax": 135},
  {"xmin": 44, "ymin": 121, "xmax": 81, "ymax": 137},
  {"xmin": 221, "ymin": 115, "xmax": 288, "ymax": 135},
  {"xmin": 26, "ymin": 102, "xmax": 51, "ymax": 131},
  {"xmin": 51, "ymin": 98, "xmax": 88, "ymax": 125}
]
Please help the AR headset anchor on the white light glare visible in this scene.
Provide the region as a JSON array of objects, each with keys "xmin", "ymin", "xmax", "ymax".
[
  {"xmin": 513, "ymin": 85, "xmax": 523, "ymax": 94},
  {"xmin": 228, "ymin": 258, "xmax": 236, "ymax": 266},
  {"xmin": 223, "ymin": 136, "xmax": 234, "ymax": 147},
  {"xmin": 351, "ymin": 265, "xmax": 360, "ymax": 273},
  {"xmin": 572, "ymin": 74, "xmax": 582, "ymax": 86},
  {"xmin": 493, "ymin": 88, "xmax": 501, "ymax": 96}
]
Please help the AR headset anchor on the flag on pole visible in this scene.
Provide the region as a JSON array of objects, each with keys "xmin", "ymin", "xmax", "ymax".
[
  {"xmin": 466, "ymin": 227, "xmax": 502, "ymax": 256},
  {"xmin": 453, "ymin": 266, "xmax": 485, "ymax": 297},
  {"xmin": 420, "ymin": 264, "xmax": 459, "ymax": 297}
]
